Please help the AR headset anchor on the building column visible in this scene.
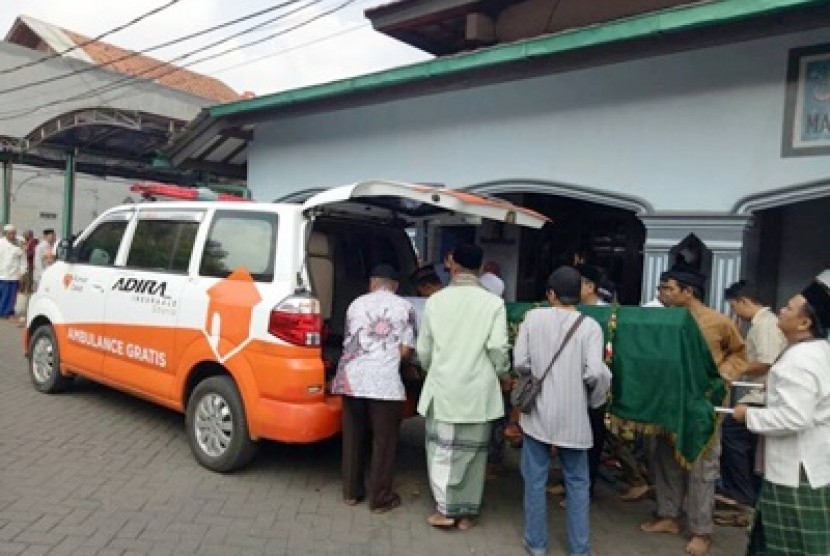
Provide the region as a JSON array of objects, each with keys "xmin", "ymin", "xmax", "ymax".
[
  {"xmin": 1, "ymin": 159, "xmax": 11, "ymax": 226},
  {"xmin": 62, "ymin": 151, "xmax": 76, "ymax": 239},
  {"xmin": 639, "ymin": 214, "xmax": 752, "ymax": 312}
]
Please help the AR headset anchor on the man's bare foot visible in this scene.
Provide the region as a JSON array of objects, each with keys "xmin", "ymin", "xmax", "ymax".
[
  {"xmin": 685, "ymin": 535, "xmax": 711, "ymax": 556},
  {"xmin": 640, "ymin": 517, "xmax": 681, "ymax": 534},
  {"xmin": 546, "ymin": 483, "xmax": 565, "ymax": 496},
  {"xmin": 427, "ymin": 512, "xmax": 456, "ymax": 528},
  {"xmin": 620, "ymin": 484, "xmax": 651, "ymax": 501}
]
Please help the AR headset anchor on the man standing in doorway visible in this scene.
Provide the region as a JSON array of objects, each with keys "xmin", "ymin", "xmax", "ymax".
[
  {"xmin": 0, "ymin": 224, "xmax": 24, "ymax": 318},
  {"xmin": 331, "ymin": 264, "xmax": 416, "ymax": 513},
  {"xmin": 641, "ymin": 265, "xmax": 747, "ymax": 556},
  {"xmin": 417, "ymin": 243, "xmax": 510, "ymax": 530}
]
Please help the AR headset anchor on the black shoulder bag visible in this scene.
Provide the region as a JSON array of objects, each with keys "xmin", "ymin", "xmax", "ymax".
[{"xmin": 511, "ymin": 314, "xmax": 585, "ymax": 414}]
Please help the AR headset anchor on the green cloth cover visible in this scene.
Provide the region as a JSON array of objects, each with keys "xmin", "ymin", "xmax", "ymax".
[{"xmin": 506, "ymin": 303, "xmax": 726, "ymax": 466}]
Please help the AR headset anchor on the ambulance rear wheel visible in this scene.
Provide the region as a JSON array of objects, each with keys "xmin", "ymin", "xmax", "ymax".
[
  {"xmin": 29, "ymin": 325, "xmax": 73, "ymax": 393},
  {"xmin": 186, "ymin": 376, "xmax": 258, "ymax": 472}
]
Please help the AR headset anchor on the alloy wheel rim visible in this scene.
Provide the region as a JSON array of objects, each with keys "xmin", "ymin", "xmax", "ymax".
[
  {"xmin": 31, "ymin": 336, "xmax": 54, "ymax": 384},
  {"xmin": 194, "ymin": 393, "xmax": 233, "ymax": 458}
]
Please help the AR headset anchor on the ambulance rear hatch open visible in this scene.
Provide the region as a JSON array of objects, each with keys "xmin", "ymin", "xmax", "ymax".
[{"xmin": 301, "ymin": 180, "xmax": 549, "ymax": 230}]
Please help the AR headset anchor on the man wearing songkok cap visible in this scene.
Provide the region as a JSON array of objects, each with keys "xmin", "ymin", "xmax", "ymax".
[
  {"xmin": 733, "ymin": 270, "xmax": 830, "ymax": 555},
  {"xmin": 331, "ymin": 264, "xmax": 416, "ymax": 513},
  {"xmin": 0, "ymin": 224, "xmax": 24, "ymax": 318},
  {"xmin": 417, "ymin": 243, "xmax": 510, "ymax": 530},
  {"xmin": 641, "ymin": 264, "xmax": 747, "ymax": 556}
]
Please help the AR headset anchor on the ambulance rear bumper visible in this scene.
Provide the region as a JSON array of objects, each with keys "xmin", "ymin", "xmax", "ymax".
[{"xmin": 253, "ymin": 394, "xmax": 342, "ymax": 443}]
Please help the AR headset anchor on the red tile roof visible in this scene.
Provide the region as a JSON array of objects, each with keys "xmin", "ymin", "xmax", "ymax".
[
  {"xmin": 61, "ymin": 28, "xmax": 242, "ymax": 103},
  {"xmin": 5, "ymin": 16, "xmax": 241, "ymax": 104}
]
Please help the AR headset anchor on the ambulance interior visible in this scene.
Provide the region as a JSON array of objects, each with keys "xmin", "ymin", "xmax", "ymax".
[
  {"xmin": 306, "ymin": 215, "xmax": 420, "ymax": 379},
  {"xmin": 300, "ymin": 183, "xmax": 548, "ymax": 381}
]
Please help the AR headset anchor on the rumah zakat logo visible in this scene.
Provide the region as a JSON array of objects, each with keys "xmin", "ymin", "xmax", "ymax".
[
  {"xmin": 203, "ymin": 268, "xmax": 262, "ymax": 362},
  {"xmin": 62, "ymin": 274, "xmax": 73, "ymax": 289}
]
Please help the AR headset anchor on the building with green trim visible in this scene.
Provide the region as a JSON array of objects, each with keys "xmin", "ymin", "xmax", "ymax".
[{"xmin": 169, "ymin": 0, "xmax": 830, "ymax": 308}]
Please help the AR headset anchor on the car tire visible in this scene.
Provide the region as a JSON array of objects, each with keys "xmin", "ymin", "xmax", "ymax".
[
  {"xmin": 29, "ymin": 325, "xmax": 73, "ymax": 393},
  {"xmin": 186, "ymin": 375, "xmax": 258, "ymax": 473}
]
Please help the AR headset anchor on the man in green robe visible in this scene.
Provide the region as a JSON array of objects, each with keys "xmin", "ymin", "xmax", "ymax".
[{"xmin": 416, "ymin": 243, "xmax": 510, "ymax": 530}]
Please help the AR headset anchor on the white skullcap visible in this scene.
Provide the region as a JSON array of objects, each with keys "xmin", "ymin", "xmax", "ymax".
[{"xmin": 480, "ymin": 272, "xmax": 505, "ymax": 297}]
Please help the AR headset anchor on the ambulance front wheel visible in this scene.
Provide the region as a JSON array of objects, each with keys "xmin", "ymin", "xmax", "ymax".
[
  {"xmin": 186, "ymin": 376, "xmax": 258, "ymax": 473},
  {"xmin": 29, "ymin": 325, "xmax": 73, "ymax": 393}
]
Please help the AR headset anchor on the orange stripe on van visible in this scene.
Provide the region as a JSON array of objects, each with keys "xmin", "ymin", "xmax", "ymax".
[{"xmin": 52, "ymin": 322, "xmax": 341, "ymax": 443}]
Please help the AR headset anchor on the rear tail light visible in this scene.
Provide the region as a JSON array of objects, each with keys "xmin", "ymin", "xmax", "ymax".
[{"xmin": 268, "ymin": 292, "xmax": 322, "ymax": 347}]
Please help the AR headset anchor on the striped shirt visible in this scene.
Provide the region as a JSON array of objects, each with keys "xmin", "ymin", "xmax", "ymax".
[{"xmin": 515, "ymin": 307, "xmax": 612, "ymax": 449}]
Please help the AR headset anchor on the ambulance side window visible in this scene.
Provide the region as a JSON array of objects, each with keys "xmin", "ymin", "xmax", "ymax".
[
  {"xmin": 76, "ymin": 221, "xmax": 129, "ymax": 266},
  {"xmin": 127, "ymin": 220, "xmax": 199, "ymax": 273},
  {"xmin": 199, "ymin": 211, "xmax": 277, "ymax": 282}
]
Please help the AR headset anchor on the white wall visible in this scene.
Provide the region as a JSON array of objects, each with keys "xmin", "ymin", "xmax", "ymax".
[
  {"xmin": 249, "ymin": 27, "xmax": 830, "ymax": 210},
  {"xmin": 6, "ymin": 167, "xmax": 135, "ymax": 236}
]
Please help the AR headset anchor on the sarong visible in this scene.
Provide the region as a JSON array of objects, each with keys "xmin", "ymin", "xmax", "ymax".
[
  {"xmin": 0, "ymin": 280, "xmax": 19, "ymax": 317},
  {"xmin": 425, "ymin": 418, "xmax": 491, "ymax": 517},
  {"xmin": 747, "ymin": 475, "xmax": 830, "ymax": 556}
]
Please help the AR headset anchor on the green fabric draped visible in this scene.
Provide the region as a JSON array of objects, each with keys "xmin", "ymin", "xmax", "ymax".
[{"xmin": 506, "ymin": 303, "xmax": 726, "ymax": 466}]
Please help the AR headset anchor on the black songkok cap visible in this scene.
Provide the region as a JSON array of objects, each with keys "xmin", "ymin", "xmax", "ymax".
[
  {"xmin": 410, "ymin": 265, "xmax": 441, "ymax": 285},
  {"xmin": 576, "ymin": 264, "xmax": 602, "ymax": 285},
  {"xmin": 801, "ymin": 270, "xmax": 830, "ymax": 329},
  {"xmin": 665, "ymin": 264, "xmax": 707, "ymax": 290},
  {"xmin": 547, "ymin": 266, "xmax": 582, "ymax": 305},
  {"xmin": 452, "ymin": 243, "xmax": 483, "ymax": 271},
  {"xmin": 370, "ymin": 264, "xmax": 399, "ymax": 281}
]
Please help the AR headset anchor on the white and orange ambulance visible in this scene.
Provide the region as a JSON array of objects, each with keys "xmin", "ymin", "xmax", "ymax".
[{"xmin": 25, "ymin": 181, "xmax": 547, "ymax": 472}]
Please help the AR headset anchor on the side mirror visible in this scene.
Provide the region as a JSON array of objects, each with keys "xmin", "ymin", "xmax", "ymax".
[{"xmin": 56, "ymin": 237, "xmax": 74, "ymax": 262}]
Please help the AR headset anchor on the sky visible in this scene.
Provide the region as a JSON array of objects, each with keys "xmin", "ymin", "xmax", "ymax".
[{"xmin": 0, "ymin": 0, "xmax": 431, "ymax": 97}]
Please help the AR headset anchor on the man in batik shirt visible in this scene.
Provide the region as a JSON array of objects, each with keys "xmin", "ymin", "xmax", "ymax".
[{"xmin": 331, "ymin": 264, "xmax": 416, "ymax": 513}]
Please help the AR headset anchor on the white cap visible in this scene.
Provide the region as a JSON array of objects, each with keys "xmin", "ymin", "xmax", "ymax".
[
  {"xmin": 2, "ymin": 223, "xmax": 15, "ymax": 232},
  {"xmin": 817, "ymin": 270, "xmax": 830, "ymax": 289},
  {"xmin": 480, "ymin": 272, "xmax": 505, "ymax": 297}
]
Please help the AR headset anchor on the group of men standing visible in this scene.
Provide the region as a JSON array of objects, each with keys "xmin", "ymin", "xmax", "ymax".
[
  {"xmin": 327, "ymin": 240, "xmax": 830, "ymax": 556},
  {"xmin": 638, "ymin": 265, "xmax": 830, "ymax": 556},
  {"xmin": 0, "ymin": 224, "xmax": 56, "ymax": 319}
]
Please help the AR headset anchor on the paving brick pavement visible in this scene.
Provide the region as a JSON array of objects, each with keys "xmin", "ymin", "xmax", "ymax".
[{"xmin": 0, "ymin": 320, "xmax": 748, "ymax": 555}]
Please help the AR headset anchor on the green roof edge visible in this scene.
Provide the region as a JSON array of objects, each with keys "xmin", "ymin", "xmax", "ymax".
[{"xmin": 208, "ymin": 0, "xmax": 824, "ymax": 119}]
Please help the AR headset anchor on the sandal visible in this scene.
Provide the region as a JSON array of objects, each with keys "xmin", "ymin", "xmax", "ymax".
[{"xmin": 456, "ymin": 517, "xmax": 475, "ymax": 531}]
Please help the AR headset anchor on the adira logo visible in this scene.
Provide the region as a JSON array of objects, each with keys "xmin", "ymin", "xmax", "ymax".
[{"xmin": 112, "ymin": 277, "xmax": 170, "ymax": 298}]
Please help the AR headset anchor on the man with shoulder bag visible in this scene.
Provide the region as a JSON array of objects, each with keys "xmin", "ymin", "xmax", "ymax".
[{"xmin": 514, "ymin": 266, "xmax": 612, "ymax": 556}]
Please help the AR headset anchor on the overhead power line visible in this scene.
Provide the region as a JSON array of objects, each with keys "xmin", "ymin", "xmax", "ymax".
[
  {"xmin": 0, "ymin": 0, "xmax": 183, "ymax": 76},
  {"xmin": 0, "ymin": 0, "xmax": 360, "ymax": 121},
  {"xmin": 0, "ymin": 0, "xmax": 312, "ymax": 97},
  {"xmin": 210, "ymin": 22, "xmax": 368, "ymax": 76}
]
